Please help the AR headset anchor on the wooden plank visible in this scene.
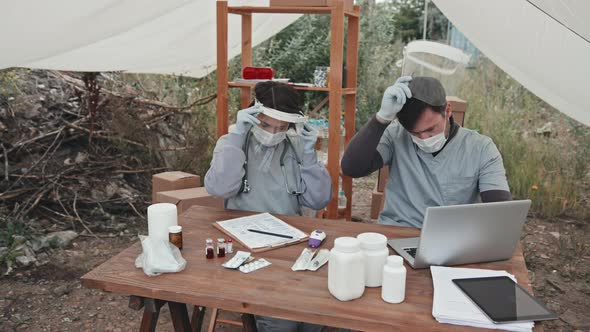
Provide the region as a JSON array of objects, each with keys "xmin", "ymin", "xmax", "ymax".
[
  {"xmin": 82, "ymin": 205, "xmax": 540, "ymax": 332},
  {"xmin": 128, "ymin": 295, "xmax": 145, "ymax": 310},
  {"xmin": 228, "ymin": 82, "xmax": 356, "ymax": 95},
  {"xmin": 325, "ymin": 0, "xmax": 345, "ymax": 219},
  {"xmin": 191, "ymin": 306, "xmax": 206, "ymax": 332},
  {"xmin": 207, "ymin": 308, "xmax": 219, "ymax": 332},
  {"xmin": 377, "ymin": 165, "xmax": 389, "ymax": 193},
  {"xmin": 139, "ymin": 298, "xmax": 165, "ymax": 332},
  {"xmin": 341, "ymin": 5, "xmax": 360, "ymax": 220},
  {"xmin": 446, "ymin": 95, "xmax": 467, "ymax": 126},
  {"xmin": 241, "ymin": 314, "xmax": 258, "ymax": 332},
  {"xmin": 240, "ymin": 14, "xmax": 253, "ymax": 109},
  {"xmin": 140, "ymin": 308, "xmax": 159, "ymax": 332},
  {"xmin": 341, "ymin": 87, "xmax": 356, "ymax": 95},
  {"xmin": 271, "ymin": 0, "xmax": 353, "ymax": 11},
  {"xmin": 216, "ymin": 319, "xmax": 243, "ymax": 327},
  {"xmin": 227, "ymin": 6, "xmax": 359, "ymax": 17},
  {"xmin": 216, "ymin": 1, "xmax": 229, "ymax": 137},
  {"xmin": 370, "ymin": 187, "xmax": 385, "ymax": 220},
  {"xmin": 169, "ymin": 301, "xmax": 192, "ymax": 332},
  {"xmin": 309, "ymin": 96, "xmax": 329, "ymax": 118}
]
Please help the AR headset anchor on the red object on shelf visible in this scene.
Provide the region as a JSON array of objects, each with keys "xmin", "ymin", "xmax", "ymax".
[{"xmin": 242, "ymin": 67, "xmax": 274, "ymax": 80}]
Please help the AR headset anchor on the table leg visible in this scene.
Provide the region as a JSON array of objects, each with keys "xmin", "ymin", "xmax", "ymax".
[
  {"xmin": 191, "ymin": 306, "xmax": 207, "ymax": 332},
  {"xmin": 169, "ymin": 301, "xmax": 192, "ymax": 332},
  {"xmin": 207, "ymin": 308, "xmax": 219, "ymax": 332},
  {"xmin": 241, "ymin": 313, "xmax": 258, "ymax": 332},
  {"xmin": 129, "ymin": 295, "xmax": 145, "ymax": 310},
  {"xmin": 139, "ymin": 298, "xmax": 165, "ymax": 332}
]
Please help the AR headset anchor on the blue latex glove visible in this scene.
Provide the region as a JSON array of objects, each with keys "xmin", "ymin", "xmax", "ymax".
[
  {"xmin": 376, "ymin": 76, "xmax": 413, "ymax": 122},
  {"xmin": 231, "ymin": 105, "xmax": 261, "ymax": 135},
  {"xmin": 301, "ymin": 124, "xmax": 319, "ymax": 154}
]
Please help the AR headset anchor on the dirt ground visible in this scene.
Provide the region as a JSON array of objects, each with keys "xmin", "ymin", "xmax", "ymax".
[{"xmin": 1, "ymin": 176, "xmax": 589, "ymax": 332}]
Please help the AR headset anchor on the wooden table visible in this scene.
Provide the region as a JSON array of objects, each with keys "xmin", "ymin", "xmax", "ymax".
[{"xmin": 82, "ymin": 206, "xmax": 540, "ymax": 331}]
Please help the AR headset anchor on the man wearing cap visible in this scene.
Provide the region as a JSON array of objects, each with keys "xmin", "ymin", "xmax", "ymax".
[{"xmin": 341, "ymin": 76, "xmax": 511, "ymax": 228}]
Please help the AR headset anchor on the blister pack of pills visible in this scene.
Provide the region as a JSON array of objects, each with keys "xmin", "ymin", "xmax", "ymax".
[
  {"xmin": 238, "ymin": 258, "xmax": 271, "ymax": 273},
  {"xmin": 222, "ymin": 251, "xmax": 251, "ymax": 269},
  {"xmin": 292, "ymin": 248, "xmax": 316, "ymax": 271},
  {"xmin": 291, "ymin": 248, "xmax": 329, "ymax": 271}
]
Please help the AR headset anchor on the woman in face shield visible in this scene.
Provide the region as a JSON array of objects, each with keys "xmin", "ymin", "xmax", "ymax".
[
  {"xmin": 205, "ymin": 80, "xmax": 332, "ymax": 217},
  {"xmin": 204, "ymin": 81, "xmax": 331, "ymax": 332}
]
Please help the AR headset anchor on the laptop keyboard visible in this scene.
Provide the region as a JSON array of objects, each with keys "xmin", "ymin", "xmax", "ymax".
[{"xmin": 404, "ymin": 247, "xmax": 418, "ymax": 258}]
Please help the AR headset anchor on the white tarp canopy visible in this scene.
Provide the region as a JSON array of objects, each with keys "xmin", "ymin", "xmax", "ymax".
[
  {"xmin": 1, "ymin": 1, "xmax": 589, "ymax": 126},
  {"xmin": 0, "ymin": 0, "xmax": 300, "ymax": 78},
  {"xmin": 432, "ymin": 0, "xmax": 590, "ymax": 126}
]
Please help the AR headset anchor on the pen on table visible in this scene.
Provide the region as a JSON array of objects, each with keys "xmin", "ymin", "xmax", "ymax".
[{"xmin": 247, "ymin": 229, "xmax": 293, "ymax": 239}]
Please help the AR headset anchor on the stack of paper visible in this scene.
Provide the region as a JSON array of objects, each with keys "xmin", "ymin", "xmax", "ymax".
[{"xmin": 431, "ymin": 266, "xmax": 534, "ymax": 332}]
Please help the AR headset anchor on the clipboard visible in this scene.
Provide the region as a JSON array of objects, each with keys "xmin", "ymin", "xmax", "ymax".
[{"xmin": 213, "ymin": 213, "xmax": 309, "ymax": 253}]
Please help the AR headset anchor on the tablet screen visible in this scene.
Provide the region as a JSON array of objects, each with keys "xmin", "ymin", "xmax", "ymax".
[{"xmin": 452, "ymin": 276, "xmax": 557, "ymax": 323}]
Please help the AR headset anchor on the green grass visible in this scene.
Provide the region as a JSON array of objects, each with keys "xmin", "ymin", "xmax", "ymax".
[{"xmin": 460, "ymin": 59, "xmax": 589, "ymax": 219}]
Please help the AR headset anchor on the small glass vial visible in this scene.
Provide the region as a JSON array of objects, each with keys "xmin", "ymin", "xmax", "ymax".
[
  {"xmin": 217, "ymin": 238, "xmax": 226, "ymax": 257},
  {"xmin": 226, "ymin": 238, "xmax": 233, "ymax": 254},
  {"xmin": 168, "ymin": 225, "xmax": 183, "ymax": 250},
  {"xmin": 205, "ymin": 238, "xmax": 214, "ymax": 259}
]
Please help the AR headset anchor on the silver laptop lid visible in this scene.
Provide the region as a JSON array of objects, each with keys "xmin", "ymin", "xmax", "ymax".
[{"xmin": 414, "ymin": 200, "xmax": 532, "ymax": 267}]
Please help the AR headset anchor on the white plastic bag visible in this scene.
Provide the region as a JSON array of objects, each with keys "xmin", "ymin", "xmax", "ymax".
[{"xmin": 135, "ymin": 235, "xmax": 187, "ymax": 277}]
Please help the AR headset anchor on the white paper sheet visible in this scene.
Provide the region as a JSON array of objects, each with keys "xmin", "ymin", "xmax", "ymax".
[
  {"xmin": 216, "ymin": 213, "xmax": 307, "ymax": 249},
  {"xmin": 430, "ymin": 266, "xmax": 534, "ymax": 332}
]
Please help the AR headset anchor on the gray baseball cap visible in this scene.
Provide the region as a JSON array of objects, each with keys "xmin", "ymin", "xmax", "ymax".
[{"xmin": 408, "ymin": 76, "xmax": 447, "ymax": 106}]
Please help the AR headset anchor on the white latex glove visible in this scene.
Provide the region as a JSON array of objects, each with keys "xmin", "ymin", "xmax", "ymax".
[
  {"xmin": 376, "ymin": 76, "xmax": 413, "ymax": 122},
  {"xmin": 301, "ymin": 124, "xmax": 319, "ymax": 154},
  {"xmin": 231, "ymin": 105, "xmax": 261, "ymax": 135}
]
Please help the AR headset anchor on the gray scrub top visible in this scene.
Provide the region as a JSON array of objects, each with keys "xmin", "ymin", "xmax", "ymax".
[
  {"xmin": 377, "ymin": 121, "xmax": 510, "ymax": 228},
  {"xmin": 205, "ymin": 131, "xmax": 332, "ymax": 216}
]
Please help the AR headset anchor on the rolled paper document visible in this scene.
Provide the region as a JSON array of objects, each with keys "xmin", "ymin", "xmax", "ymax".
[{"xmin": 147, "ymin": 203, "xmax": 177, "ymax": 242}]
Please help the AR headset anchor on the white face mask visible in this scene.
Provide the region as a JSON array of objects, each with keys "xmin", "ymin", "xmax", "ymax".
[
  {"xmin": 410, "ymin": 116, "xmax": 448, "ymax": 153},
  {"xmin": 251, "ymin": 125, "xmax": 286, "ymax": 147}
]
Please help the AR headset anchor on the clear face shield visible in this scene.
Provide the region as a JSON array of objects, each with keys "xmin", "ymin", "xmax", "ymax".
[{"xmin": 240, "ymin": 100, "xmax": 309, "ymax": 195}]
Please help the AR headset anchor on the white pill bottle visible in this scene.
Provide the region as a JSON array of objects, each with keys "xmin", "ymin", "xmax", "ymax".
[
  {"xmin": 381, "ymin": 255, "xmax": 407, "ymax": 304},
  {"xmin": 357, "ymin": 232, "xmax": 389, "ymax": 287},
  {"xmin": 328, "ymin": 237, "xmax": 365, "ymax": 301}
]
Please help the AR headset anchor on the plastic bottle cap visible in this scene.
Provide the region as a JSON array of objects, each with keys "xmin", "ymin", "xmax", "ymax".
[
  {"xmin": 356, "ymin": 232, "xmax": 387, "ymax": 250},
  {"xmin": 217, "ymin": 238, "xmax": 225, "ymax": 243},
  {"xmin": 168, "ymin": 225, "xmax": 182, "ymax": 233},
  {"xmin": 386, "ymin": 255, "xmax": 404, "ymax": 268},
  {"xmin": 333, "ymin": 237, "xmax": 361, "ymax": 253}
]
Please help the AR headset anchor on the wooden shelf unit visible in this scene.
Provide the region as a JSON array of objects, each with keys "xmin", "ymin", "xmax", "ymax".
[{"xmin": 216, "ymin": 0, "xmax": 360, "ymax": 220}]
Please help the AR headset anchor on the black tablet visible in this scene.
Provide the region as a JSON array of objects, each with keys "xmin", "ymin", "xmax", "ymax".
[{"xmin": 452, "ymin": 276, "xmax": 557, "ymax": 324}]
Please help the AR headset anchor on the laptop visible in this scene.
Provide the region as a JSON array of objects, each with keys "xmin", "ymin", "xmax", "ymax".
[{"xmin": 388, "ymin": 200, "xmax": 531, "ymax": 269}]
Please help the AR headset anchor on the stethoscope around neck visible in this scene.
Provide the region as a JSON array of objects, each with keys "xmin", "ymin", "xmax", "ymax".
[{"xmin": 238, "ymin": 128, "xmax": 305, "ymax": 196}]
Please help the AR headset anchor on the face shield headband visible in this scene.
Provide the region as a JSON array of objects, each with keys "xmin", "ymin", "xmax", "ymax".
[{"xmin": 254, "ymin": 99, "xmax": 308, "ymax": 124}]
